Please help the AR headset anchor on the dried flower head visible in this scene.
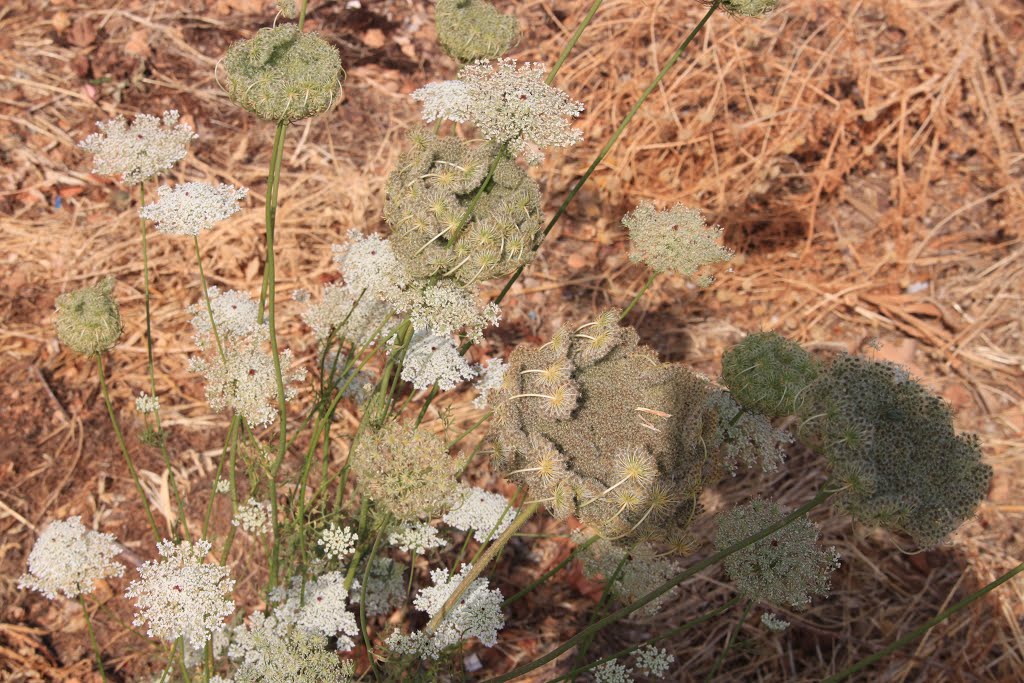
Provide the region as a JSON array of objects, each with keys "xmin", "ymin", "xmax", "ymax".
[
  {"xmin": 230, "ymin": 612, "xmax": 354, "ymax": 683},
  {"xmin": 714, "ymin": 499, "xmax": 839, "ymax": 610},
  {"xmin": 79, "ymin": 110, "xmax": 195, "ymax": 185},
  {"xmin": 139, "ymin": 182, "xmax": 248, "ymax": 236},
  {"xmin": 721, "ymin": 331, "xmax": 819, "ymax": 417},
  {"xmin": 351, "ymin": 421, "xmax": 461, "ymax": 521},
  {"xmin": 19, "ymin": 517, "xmax": 124, "ymax": 600},
  {"xmin": 443, "ymin": 485, "xmax": 516, "ymax": 543},
  {"xmin": 435, "ymin": 0, "xmax": 519, "ymax": 63},
  {"xmin": 350, "ymin": 557, "xmax": 407, "ymax": 616},
  {"xmin": 54, "ymin": 277, "xmax": 122, "ymax": 356},
  {"xmin": 232, "ymin": 498, "xmax": 272, "ymax": 535},
  {"xmin": 224, "ymin": 24, "xmax": 343, "ymax": 122},
  {"xmin": 707, "ymin": 389, "xmax": 792, "ymax": 475},
  {"xmin": 125, "ymin": 539, "xmax": 235, "ymax": 650},
  {"xmin": 384, "ymin": 129, "xmax": 543, "ymax": 284},
  {"xmin": 575, "ymin": 533, "xmax": 682, "ymax": 615},
  {"xmin": 798, "ymin": 354, "xmax": 992, "ymax": 547},
  {"xmin": 412, "ymin": 59, "xmax": 584, "ymax": 165},
  {"xmin": 491, "ymin": 311, "xmax": 721, "ymax": 547},
  {"xmin": 623, "ymin": 201, "xmax": 732, "ymax": 285},
  {"xmin": 723, "ymin": 0, "xmax": 779, "ymax": 17}
]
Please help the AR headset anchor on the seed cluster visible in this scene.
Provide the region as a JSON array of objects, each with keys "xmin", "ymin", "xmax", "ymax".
[
  {"xmin": 54, "ymin": 277, "xmax": 123, "ymax": 356},
  {"xmin": 435, "ymin": 0, "xmax": 519, "ymax": 63}
]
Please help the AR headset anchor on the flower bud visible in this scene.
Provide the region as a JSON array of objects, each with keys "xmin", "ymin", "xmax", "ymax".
[
  {"xmin": 54, "ymin": 277, "xmax": 122, "ymax": 355},
  {"xmin": 223, "ymin": 24, "xmax": 343, "ymax": 122},
  {"xmin": 436, "ymin": 0, "xmax": 519, "ymax": 63}
]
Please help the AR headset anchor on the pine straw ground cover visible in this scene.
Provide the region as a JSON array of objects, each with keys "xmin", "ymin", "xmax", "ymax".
[{"xmin": 0, "ymin": 0, "xmax": 1022, "ymax": 680}]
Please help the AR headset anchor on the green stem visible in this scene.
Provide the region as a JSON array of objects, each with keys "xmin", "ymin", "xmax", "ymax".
[
  {"xmin": 620, "ymin": 271, "xmax": 658, "ymax": 319},
  {"xmin": 258, "ymin": 123, "xmax": 287, "ymax": 323},
  {"xmin": 824, "ymin": 560, "xmax": 1024, "ymax": 683},
  {"xmin": 96, "ymin": 354, "xmax": 160, "ymax": 541},
  {"xmin": 705, "ymin": 599, "xmax": 752, "ymax": 682},
  {"xmin": 193, "ymin": 236, "xmax": 226, "ymax": 360},
  {"xmin": 79, "ymin": 594, "xmax": 108, "ymax": 683},
  {"xmin": 425, "ymin": 502, "xmax": 541, "ymax": 633},
  {"xmin": 445, "ymin": 411, "xmax": 492, "ymax": 450},
  {"xmin": 298, "ymin": 0, "xmax": 310, "ymax": 30},
  {"xmin": 359, "ymin": 527, "xmax": 385, "ymax": 682},
  {"xmin": 493, "ymin": 0, "xmax": 724, "ymax": 308},
  {"xmin": 484, "ymin": 483, "xmax": 833, "ymax": 682},
  {"xmin": 545, "ymin": 0, "xmax": 605, "ymax": 85},
  {"xmin": 501, "ymin": 535, "xmax": 598, "ymax": 608}
]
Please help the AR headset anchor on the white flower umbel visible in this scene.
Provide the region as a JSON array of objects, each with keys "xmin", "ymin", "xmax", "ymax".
[
  {"xmin": 593, "ymin": 659, "xmax": 634, "ymax": 683},
  {"xmin": 318, "ymin": 524, "xmax": 357, "ymax": 560},
  {"xmin": 140, "ymin": 182, "xmax": 248, "ymax": 236},
  {"xmin": 232, "ymin": 498, "xmax": 272, "ymax": 535},
  {"xmin": 412, "ymin": 58, "xmax": 584, "ymax": 165},
  {"xmin": 622, "ymin": 202, "xmax": 732, "ymax": 286},
  {"xmin": 390, "ymin": 280, "xmax": 500, "ymax": 343},
  {"xmin": 272, "ymin": 572, "xmax": 359, "ymax": 651},
  {"xmin": 135, "ymin": 392, "xmax": 160, "ymax": 414},
  {"xmin": 188, "ymin": 338, "xmax": 305, "ymax": 429},
  {"xmin": 635, "ymin": 645, "xmax": 675, "ymax": 679},
  {"xmin": 18, "ymin": 516, "xmax": 124, "ymax": 600},
  {"xmin": 761, "ymin": 612, "xmax": 790, "ymax": 632},
  {"xmin": 401, "ymin": 328, "xmax": 477, "ymax": 392},
  {"xmin": 125, "ymin": 539, "xmax": 235, "ymax": 650},
  {"xmin": 393, "ymin": 563, "xmax": 504, "ymax": 658},
  {"xmin": 388, "ymin": 522, "xmax": 446, "ymax": 554},
  {"xmin": 443, "ymin": 485, "xmax": 516, "ymax": 543},
  {"xmin": 79, "ymin": 110, "xmax": 196, "ymax": 185},
  {"xmin": 472, "ymin": 357, "xmax": 507, "ymax": 409},
  {"xmin": 188, "ymin": 287, "xmax": 265, "ymax": 348}
]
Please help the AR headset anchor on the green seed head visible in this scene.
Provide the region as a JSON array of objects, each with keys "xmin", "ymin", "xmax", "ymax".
[
  {"xmin": 224, "ymin": 24, "xmax": 343, "ymax": 122},
  {"xmin": 721, "ymin": 331, "xmax": 819, "ymax": 417},
  {"xmin": 435, "ymin": 0, "xmax": 519, "ymax": 63},
  {"xmin": 722, "ymin": 0, "xmax": 779, "ymax": 17},
  {"xmin": 54, "ymin": 277, "xmax": 122, "ymax": 356}
]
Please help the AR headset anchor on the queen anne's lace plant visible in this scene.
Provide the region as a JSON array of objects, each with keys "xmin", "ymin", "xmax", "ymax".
[
  {"xmin": 230, "ymin": 612, "xmax": 354, "ymax": 683},
  {"xmin": 473, "ymin": 357, "xmax": 507, "ymax": 409},
  {"xmin": 318, "ymin": 524, "xmax": 357, "ymax": 560},
  {"xmin": 125, "ymin": 539, "xmax": 235, "ymax": 650},
  {"xmin": 389, "ymin": 564, "xmax": 504, "ymax": 658},
  {"xmin": 401, "ymin": 328, "xmax": 478, "ymax": 392},
  {"xmin": 575, "ymin": 533, "xmax": 682, "ymax": 615},
  {"xmin": 139, "ymin": 182, "xmax": 248, "ymax": 236},
  {"xmin": 79, "ymin": 110, "xmax": 196, "ymax": 185},
  {"xmin": 55, "ymin": 277, "xmax": 122, "ymax": 356},
  {"xmin": 622, "ymin": 201, "xmax": 732, "ymax": 286},
  {"xmin": 392, "ymin": 280, "xmax": 501, "ymax": 342},
  {"xmin": 412, "ymin": 59, "xmax": 584, "ymax": 165},
  {"xmin": 707, "ymin": 390, "xmax": 792, "ymax": 475},
  {"xmin": 188, "ymin": 287, "xmax": 266, "ymax": 348},
  {"xmin": 435, "ymin": 0, "xmax": 518, "ymax": 63},
  {"xmin": 443, "ymin": 485, "xmax": 516, "ymax": 543},
  {"xmin": 135, "ymin": 392, "xmax": 160, "ymax": 414},
  {"xmin": 188, "ymin": 337, "xmax": 305, "ymax": 428},
  {"xmin": 389, "ymin": 522, "xmax": 446, "ymax": 554},
  {"xmin": 232, "ymin": 498, "xmax": 272, "ymax": 535},
  {"xmin": 721, "ymin": 332, "xmax": 819, "ymax": 418},
  {"xmin": 19, "ymin": 517, "xmax": 124, "ymax": 600},
  {"xmin": 593, "ymin": 659, "xmax": 633, "ymax": 683},
  {"xmin": 714, "ymin": 499, "xmax": 840, "ymax": 610},
  {"xmin": 635, "ymin": 645, "xmax": 675, "ymax": 678},
  {"xmin": 272, "ymin": 572, "xmax": 359, "ymax": 650}
]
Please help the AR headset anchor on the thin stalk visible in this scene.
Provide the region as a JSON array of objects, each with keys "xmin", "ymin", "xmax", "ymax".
[
  {"xmin": 425, "ymin": 502, "xmax": 541, "ymax": 633},
  {"xmin": 705, "ymin": 599, "xmax": 752, "ymax": 682},
  {"xmin": 824, "ymin": 560, "xmax": 1024, "ymax": 683},
  {"xmin": 501, "ymin": 535, "xmax": 598, "ymax": 607},
  {"xmin": 575, "ymin": 552, "xmax": 630, "ymax": 675},
  {"xmin": 298, "ymin": 0, "xmax": 310, "ymax": 30},
  {"xmin": 545, "ymin": 0, "xmax": 605, "ymax": 85},
  {"xmin": 552, "ymin": 596, "xmax": 743, "ymax": 682},
  {"xmin": 258, "ymin": 122, "xmax": 288, "ymax": 323},
  {"xmin": 79, "ymin": 594, "xmax": 108, "ymax": 682},
  {"xmin": 445, "ymin": 411, "xmax": 492, "ymax": 450},
  {"xmin": 484, "ymin": 483, "xmax": 834, "ymax": 682},
  {"xmin": 202, "ymin": 415, "xmax": 240, "ymax": 537},
  {"xmin": 493, "ymin": 0, "xmax": 724, "ymax": 308},
  {"xmin": 193, "ymin": 236, "xmax": 226, "ymax": 359},
  {"xmin": 96, "ymin": 354, "xmax": 160, "ymax": 540},
  {"xmin": 359, "ymin": 527, "xmax": 386, "ymax": 682},
  {"xmin": 620, "ymin": 271, "xmax": 658, "ymax": 319}
]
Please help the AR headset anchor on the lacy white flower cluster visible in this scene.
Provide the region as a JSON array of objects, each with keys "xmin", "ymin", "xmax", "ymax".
[
  {"xmin": 412, "ymin": 58, "xmax": 584, "ymax": 165},
  {"xmin": 443, "ymin": 485, "xmax": 516, "ymax": 543},
  {"xmin": 18, "ymin": 517, "xmax": 124, "ymax": 600},
  {"xmin": 388, "ymin": 522, "xmax": 446, "ymax": 554},
  {"xmin": 125, "ymin": 539, "xmax": 235, "ymax": 649},
  {"xmin": 761, "ymin": 612, "xmax": 790, "ymax": 632},
  {"xmin": 472, "ymin": 357, "xmax": 507, "ymax": 408},
  {"xmin": 187, "ymin": 288, "xmax": 305, "ymax": 428},
  {"xmin": 623, "ymin": 201, "xmax": 732, "ymax": 286},
  {"xmin": 79, "ymin": 110, "xmax": 196, "ymax": 185},
  {"xmin": 708, "ymin": 390, "xmax": 792, "ymax": 475},
  {"xmin": 271, "ymin": 572, "xmax": 360, "ymax": 651},
  {"xmin": 229, "ymin": 612, "xmax": 354, "ymax": 683},
  {"xmin": 635, "ymin": 645, "xmax": 675, "ymax": 678},
  {"xmin": 387, "ymin": 564, "xmax": 504, "ymax": 658},
  {"xmin": 318, "ymin": 524, "xmax": 357, "ymax": 560},
  {"xmin": 401, "ymin": 328, "xmax": 477, "ymax": 391},
  {"xmin": 232, "ymin": 498, "xmax": 272, "ymax": 535},
  {"xmin": 593, "ymin": 659, "xmax": 633, "ymax": 683},
  {"xmin": 350, "ymin": 557, "xmax": 407, "ymax": 617},
  {"xmin": 139, "ymin": 182, "xmax": 248, "ymax": 236},
  {"xmin": 135, "ymin": 392, "xmax": 160, "ymax": 414}
]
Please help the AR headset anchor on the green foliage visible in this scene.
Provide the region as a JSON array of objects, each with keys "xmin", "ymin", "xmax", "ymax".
[
  {"xmin": 435, "ymin": 0, "xmax": 519, "ymax": 63},
  {"xmin": 490, "ymin": 310, "xmax": 721, "ymax": 549},
  {"xmin": 54, "ymin": 277, "xmax": 123, "ymax": 356},
  {"xmin": 224, "ymin": 24, "xmax": 343, "ymax": 122},
  {"xmin": 799, "ymin": 354, "xmax": 992, "ymax": 547},
  {"xmin": 721, "ymin": 331, "xmax": 819, "ymax": 418}
]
